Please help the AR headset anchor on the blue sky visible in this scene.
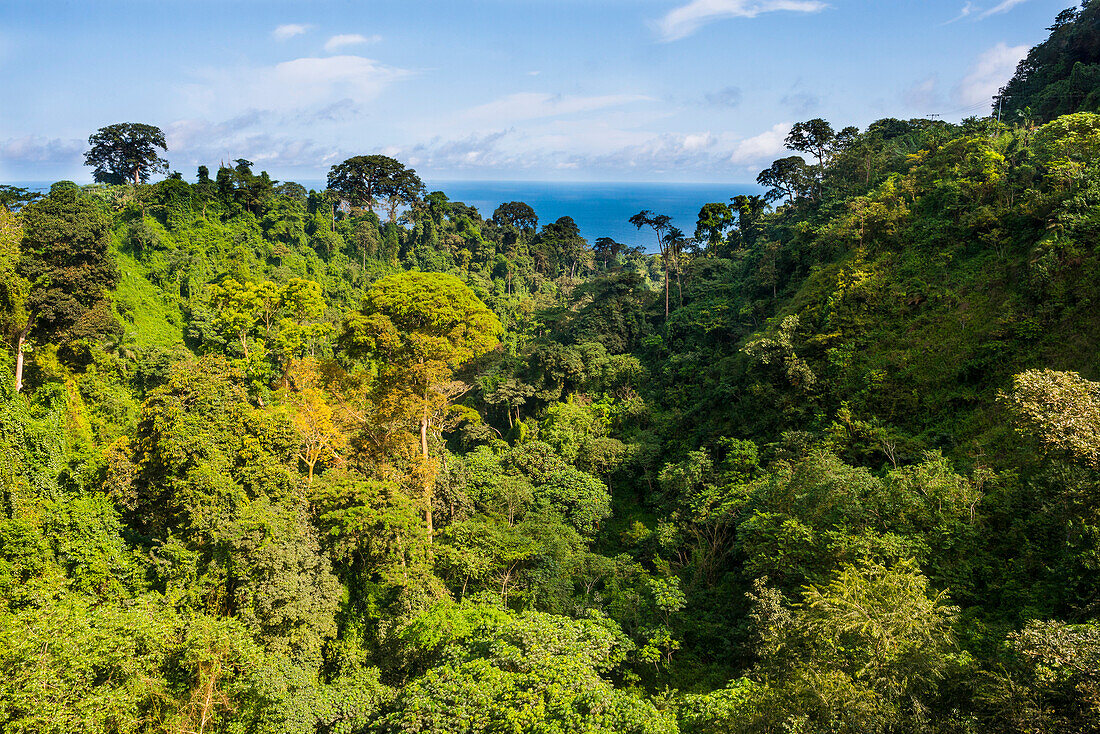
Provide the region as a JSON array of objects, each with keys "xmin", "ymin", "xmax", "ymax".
[{"xmin": 0, "ymin": 0, "xmax": 1070, "ymax": 184}]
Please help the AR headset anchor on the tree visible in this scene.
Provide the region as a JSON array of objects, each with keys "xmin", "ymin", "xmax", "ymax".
[
  {"xmin": 757, "ymin": 156, "xmax": 813, "ymax": 204},
  {"xmin": 286, "ymin": 359, "xmax": 348, "ymax": 484},
  {"xmin": 491, "ymin": 201, "xmax": 539, "ymax": 232},
  {"xmin": 1003, "ymin": 369, "xmax": 1100, "ymax": 467},
  {"xmin": 0, "ymin": 186, "xmax": 41, "ymax": 213},
  {"xmin": 340, "ymin": 272, "xmax": 502, "ymax": 540},
  {"xmin": 629, "ymin": 210, "xmax": 673, "ymax": 318},
  {"xmin": 661, "ymin": 226, "xmax": 688, "ymax": 307},
  {"xmin": 786, "ymin": 118, "xmax": 837, "ymax": 167},
  {"xmin": 694, "ymin": 203, "xmax": 735, "ymax": 256},
  {"xmin": 539, "ymin": 216, "xmax": 591, "ymax": 279},
  {"xmin": 326, "ymin": 155, "xmax": 423, "ymax": 221},
  {"xmin": 593, "ymin": 237, "xmax": 625, "ymax": 268},
  {"xmin": 381, "ymin": 603, "xmax": 676, "ymax": 734},
  {"xmin": 13, "ymin": 183, "xmax": 119, "ymax": 391},
  {"xmin": 731, "ymin": 194, "xmax": 769, "ymax": 249},
  {"xmin": 84, "ymin": 123, "xmax": 169, "ymax": 185},
  {"xmin": 378, "ymin": 165, "xmax": 426, "ymax": 223},
  {"xmin": 705, "ymin": 561, "xmax": 960, "ymax": 733}
]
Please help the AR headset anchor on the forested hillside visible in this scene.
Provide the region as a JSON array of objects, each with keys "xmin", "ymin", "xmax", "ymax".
[{"xmin": 3, "ymin": 4, "xmax": 1100, "ymax": 733}]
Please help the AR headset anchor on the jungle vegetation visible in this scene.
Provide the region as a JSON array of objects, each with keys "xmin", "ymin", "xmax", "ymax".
[{"xmin": 3, "ymin": 4, "xmax": 1100, "ymax": 732}]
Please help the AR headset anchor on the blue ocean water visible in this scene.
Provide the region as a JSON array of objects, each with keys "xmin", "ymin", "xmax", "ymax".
[
  {"xmin": 7, "ymin": 178, "xmax": 763, "ymax": 251},
  {"xmin": 424, "ymin": 180, "xmax": 763, "ymax": 249},
  {"xmin": 296, "ymin": 179, "xmax": 763, "ymax": 249}
]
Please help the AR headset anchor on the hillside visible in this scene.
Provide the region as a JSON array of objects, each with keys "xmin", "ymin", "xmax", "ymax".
[{"xmin": 3, "ymin": 7, "xmax": 1100, "ymax": 732}]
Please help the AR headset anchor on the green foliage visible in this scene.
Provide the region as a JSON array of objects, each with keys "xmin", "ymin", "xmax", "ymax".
[
  {"xmin": 13, "ymin": 51, "xmax": 1100, "ymax": 728},
  {"xmin": 84, "ymin": 122, "xmax": 168, "ymax": 185},
  {"xmin": 381, "ymin": 603, "xmax": 676, "ymax": 733},
  {"xmin": 998, "ymin": 3, "xmax": 1100, "ymax": 122}
]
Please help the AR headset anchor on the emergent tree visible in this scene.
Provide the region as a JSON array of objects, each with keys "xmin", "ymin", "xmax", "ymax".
[
  {"xmin": 84, "ymin": 123, "xmax": 169, "ymax": 185},
  {"xmin": 339, "ymin": 272, "xmax": 502, "ymax": 541}
]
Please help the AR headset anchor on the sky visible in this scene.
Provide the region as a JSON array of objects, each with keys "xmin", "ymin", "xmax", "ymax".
[{"xmin": 0, "ymin": 0, "xmax": 1072, "ymax": 184}]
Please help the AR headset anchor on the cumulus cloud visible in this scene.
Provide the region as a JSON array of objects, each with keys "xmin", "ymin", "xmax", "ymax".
[
  {"xmin": 378, "ymin": 122, "xmax": 790, "ymax": 179},
  {"xmin": 656, "ymin": 0, "xmax": 828, "ymax": 42},
  {"xmin": 395, "ymin": 131, "xmax": 516, "ymax": 170},
  {"xmin": 729, "ymin": 123, "xmax": 792, "ymax": 165},
  {"xmin": 459, "ymin": 92, "xmax": 652, "ymax": 126},
  {"xmin": 953, "ymin": 42, "xmax": 1028, "ymax": 106},
  {"xmin": 324, "ymin": 33, "xmax": 381, "ymax": 52},
  {"xmin": 273, "ymin": 24, "xmax": 311, "ymax": 40},
  {"xmin": 181, "ymin": 55, "xmax": 412, "ymax": 116},
  {"xmin": 165, "ymin": 116, "xmax": 344, "ymax": 172},
  {"xmin": 0, "ymin": 135, "xmax": 84, "ymax": 175}
]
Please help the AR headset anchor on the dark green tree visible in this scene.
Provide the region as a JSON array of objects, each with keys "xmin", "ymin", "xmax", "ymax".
[
  {"xmin": 13, "ymin": 183, "xmax": 119, "ymax": 391},
  {"xmin": 491, "ymin": 201, "xmax": 539, "ymax": 232},
  {"xmin": 0, "ymin": 186, "xmax": 41, "ymax": 213},
  {"xmin": 83, "ymin": 123, "xmax": 169, "ymax": 185},
  {"xmin": 629, "ymin": 210, "xmax": 673, "ymax": 317},
  {"xmin": 327, "ymin": 155, "xmax": 423, "ymax": 221}
]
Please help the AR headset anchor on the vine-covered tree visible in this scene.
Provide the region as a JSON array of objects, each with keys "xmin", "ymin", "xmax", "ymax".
[{"xmin": 13, "ymin": 182, "xmax": 119, "ymax": 391}]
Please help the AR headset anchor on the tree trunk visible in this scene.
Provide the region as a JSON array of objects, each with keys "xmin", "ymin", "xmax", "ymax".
[
  {"xmin": 663, "ymin": 258, "xmax": 670, "ymax": 319},
  {"xmin": 421, "ymin": 401, "xmax": 433, "ymax": 543},
  {"xmin": 14, "ymin": 335, "xmax": 26, "ymax": 393},
  {"xmin": 13, "ymin": 321, "xmax": 30, "ymax": 393},
  {"xmin": 675, "ymin": 255, "xmax": 683, "ymax": 307}
]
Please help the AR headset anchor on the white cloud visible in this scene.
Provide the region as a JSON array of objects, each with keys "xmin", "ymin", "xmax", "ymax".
[
  {"xmin": 459, "ymin": 92, "xmax": 652, "ymax": 126},
  {"xmin": 979, "ymin": 0, "xmax": 1029, "ymax": 19},
  {"xmin": 656, "ymin": 0, "xmax": 828, "ymax": 42},
  {"xmin": 943, "ymin": 2, "xmax": 976, "ymax": 24},
  {"xmin": 164, "ymin": 116, "xmax": 344, "ymax": 172},
  {"xmin": 181, "ymin": 55, "xmax": 412, "ymax": 116},
  {"xmin": 0, "ymin": 135, "xmax": 83, "ymax": 165},
  {"xmin": 954, "ymin": 42, "xmax": 1028, "ymax": 106},
  {"xmin": 273, "ymin": 24, "xmax": 311, "ymax": 41},
  {"xmin": 729, "ymin": 122, "xmax": 792, "ymax": 165},
  {"xmin": 381, "ymin": 123, "xmax": 789, "ymax": 179},
  {"xmin": 324, "ymin": 33, "xmax": 381, "ymax": 52}
]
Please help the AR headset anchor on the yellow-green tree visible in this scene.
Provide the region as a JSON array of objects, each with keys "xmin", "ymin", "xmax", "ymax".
[
  {"xmin": 340, "ymin": 272, "xmax": 501, "ymax": 540},
  {"xmin": 286, "ymin": 358, "xmax": 347, "ymax": 483}
]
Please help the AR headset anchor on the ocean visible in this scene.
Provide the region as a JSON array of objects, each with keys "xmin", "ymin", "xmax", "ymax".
[
  {"xmin": 8, "ymin": 179, "xmax": 763, "ymax": 250},
  {"xmin": 298, "ymin": 179, "xmax": 763, "ymax": 248},
  {"xmin": 421, "ymin": 180, "xmax": 763, "ymax": 249}
]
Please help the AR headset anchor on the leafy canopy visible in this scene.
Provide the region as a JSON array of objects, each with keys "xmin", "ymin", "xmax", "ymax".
[{"xmin": 84, "ymin": 122, "xmax": 168, "ymax": 185}]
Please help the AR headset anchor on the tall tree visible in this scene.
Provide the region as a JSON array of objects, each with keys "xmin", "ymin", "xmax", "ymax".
[
  {"xmin": 84, "ymin": 123, "xmax": 169, "ymax": 185},
  {"xmin": 694, "ymin": 203, "xmax": 735, "ymax": 256},
  {"xmin": 13, "ymin": 183, "xmax": 119, "ymax": 391},
  {"xmin": 629, "ymin": 210, "xmax": 673, "ymax": 318},
  {"xmin": 340, "ymin": 272, "xmax": 502, "ymax": 541},
  {"xmin": 757, "ymin": 156, "xmax": 813, "ymax": 204},
  {"xmin": 491, "ymin": 202, "xmax": 539, "ymax": 232},
  {"xmin": 786, "ymin": 118, "xmax": 836, "ymax": 167},
  {"xmin": 327, "ymin": 155, "xmax": 423, "ymax": 220},
  {"xmin": 0, "ymin": 186, "xmax": 41, "ymax": 213}
]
